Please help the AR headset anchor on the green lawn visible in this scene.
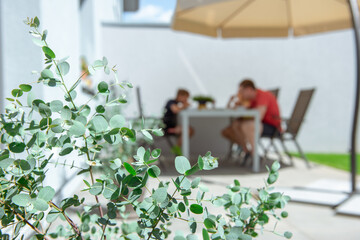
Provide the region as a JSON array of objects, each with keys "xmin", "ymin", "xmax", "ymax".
[{"xmin": 293, "ymin": 153, "xmax": 360, "ymax": 174}]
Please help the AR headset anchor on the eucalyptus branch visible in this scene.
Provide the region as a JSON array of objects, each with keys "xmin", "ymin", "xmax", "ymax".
[
  {"xmin": 34, "ymin": 28, "xmax": 78, "ymax": 111},
  {"xmin": 100, "ymin": 222, "xmax": 108, "ymax": 240},
  {"xmin": 0, "ymin": 200, "xmax": 47, "ymax": 239},
  {"xmin": 49, "ymin": 201, "xmax": 82, "ymax": 238},
  {"xmin": 147, "ymin": 173, "xmax": 187, "ymax": 240},
  {"xmin": 89, "ymin": 166, "xmax": 106, "ymax": 240}
]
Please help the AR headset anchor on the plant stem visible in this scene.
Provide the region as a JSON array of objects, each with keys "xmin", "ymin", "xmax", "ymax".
[
  {"xmin": 0, "ymin": 200, "xmax": 47, "ymax": 239},
  {"xmin": 49, "ymin": 201, "xmax": 82, "ymax": 238},
  {"xmin": 100, "ymin": 223, "xmax": 108, "ymax": 240},
  {"xmin": 89, "ymin": 166, "xmax": 107, "ymax": 240}
]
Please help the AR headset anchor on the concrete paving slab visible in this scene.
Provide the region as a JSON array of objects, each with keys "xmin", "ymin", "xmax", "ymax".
[{"xmin": 336, "ymin": 194, "xmax": 360, "ymax": 216}]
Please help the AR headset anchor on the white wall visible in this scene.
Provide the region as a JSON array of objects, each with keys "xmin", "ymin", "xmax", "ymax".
[
  {"xmin": 0, "ymin": 0, "xmax": 43, "ymax": 113},
  {"xmin": 0, "ymin": 0, "xmax": 85, "ymax": 200},
  {"xmin": 102, "ymin": 26, "xmax": 356, "ymax": 153}
]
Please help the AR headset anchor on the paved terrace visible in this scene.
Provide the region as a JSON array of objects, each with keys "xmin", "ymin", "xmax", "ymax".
[{"xmin": 153, "ymin": 156, "xmax": 360, "ymax": 240}]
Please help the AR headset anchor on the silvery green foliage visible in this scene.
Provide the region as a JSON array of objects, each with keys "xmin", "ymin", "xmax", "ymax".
[{"xmin": 0, "ymin": 17, "xmax": 292, "ymax": 240}]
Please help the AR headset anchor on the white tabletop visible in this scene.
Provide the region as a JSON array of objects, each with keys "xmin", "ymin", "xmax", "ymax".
[{"xmin": 180, "ymin": 108, "xmax": 261, "ymax": 172}]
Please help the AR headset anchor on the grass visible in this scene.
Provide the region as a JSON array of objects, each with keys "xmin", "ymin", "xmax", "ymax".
[{"xmin": 292, "ymin": 153, "xmax": 360, "ymax": 174}]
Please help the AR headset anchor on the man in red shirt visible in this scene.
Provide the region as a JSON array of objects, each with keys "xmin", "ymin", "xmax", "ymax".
[{"xmin": 222, "ymin": 79, "xmax": 281, "ymax": 160}]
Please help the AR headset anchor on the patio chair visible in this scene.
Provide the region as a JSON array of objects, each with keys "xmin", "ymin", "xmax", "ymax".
[
  {"xmin": 259, "ymin": 88, "xmax": 285, "ymax": 162},
  {"xmin": 268, "ymin": 88, "xmax": 280, "ymax": 98},
  {"xmin": 262, "ymin": 88, "xmax": 315, "ymax": 167}
]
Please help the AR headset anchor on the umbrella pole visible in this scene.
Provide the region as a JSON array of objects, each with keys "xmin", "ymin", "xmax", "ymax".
[{"xmin": 349, "ymin": 0, "xmax": 360, "ymax": 193}]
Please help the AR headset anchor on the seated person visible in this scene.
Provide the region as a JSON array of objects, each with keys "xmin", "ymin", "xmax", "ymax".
[
  {"xmin": 222, "ymin": 79, "xmax": 281, "ymax": 159},
  {"xmin": 162, "ymin": 89, "xmax": 194, "ymax": 146}
]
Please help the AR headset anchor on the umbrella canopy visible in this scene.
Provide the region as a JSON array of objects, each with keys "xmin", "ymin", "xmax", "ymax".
[{"xmin": 172, "ymin": 0, "xmax": 359, "ymax": 38}]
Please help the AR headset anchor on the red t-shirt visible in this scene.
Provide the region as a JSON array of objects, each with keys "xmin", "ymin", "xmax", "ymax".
[{"xmin": 249, "ymin": 89, "xmax": 281, "ymax": 129}]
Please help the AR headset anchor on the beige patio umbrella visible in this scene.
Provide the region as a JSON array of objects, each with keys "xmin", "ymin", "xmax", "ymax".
[
  {"xmin": 172, "ymin": 0, "xmax": 360, "ymax": 193},
  {"xmin": 173, "ymin": 0, "xmax": 359, "ymax": 38}
]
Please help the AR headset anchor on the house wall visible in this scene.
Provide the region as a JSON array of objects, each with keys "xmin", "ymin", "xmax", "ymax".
[{"xmin": 0, "ymin": 0, "xmax": 84, "ymax": 201}]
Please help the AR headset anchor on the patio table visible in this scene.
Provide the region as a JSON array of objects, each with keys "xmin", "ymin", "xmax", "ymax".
[{"xmin": 180, "ymin": 108, "xmax": 261, "ymax": 172}]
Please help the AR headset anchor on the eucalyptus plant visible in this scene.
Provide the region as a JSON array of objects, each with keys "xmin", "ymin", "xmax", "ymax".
[{"xmin": 0, "ymin": 17, "xmax": 292, "ymax": 240}]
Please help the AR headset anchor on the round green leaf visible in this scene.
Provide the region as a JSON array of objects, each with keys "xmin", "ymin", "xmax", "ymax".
[
  {"xmin": 120, "ymin": 127, "xmax": 136, "ymax": 142},
  {"xmin": 56, "ymin": 61, "xmax": 70, "ymax": 76},
  {"xmin": 33, "ymin": 38, "xmax": 45, "ymax": 47},
  {"xmin": 240, "ymin": 208, "xmax": 251, "ymax": 220},
  {"xmin": 98, "ymin": 81, "xmax": 108, "ymax": 93},
  {"xmin": 109, "ymin": 115, "xmax": 125, "ymax": 128},
  {"xmin": 39, "ymin": 103, "xmax": 52, "ymax": 118},
  {"xmin": 59, "ymin": 143, "xmax": 73, "ymax": 156},
  {"xmin": 174, "ymin": 236, "xmax": 186, "ymax": 240},
  {"xmin": 89, "ymin": 182, "xmax": 103, "ymax": 195},
  {"xmin": 11, "ymin": 89, "xmax": 23, "ymax": 98},
  {"xmin": 152, "ymin": 187, "xmax": 167, "ymax": 203},
  {"xmin": 152, "ymin": 129, "xmax": 164, "ymax": 136},
  {"xmin": 187, "ymin": 234, "xmax": 198, "ymax": 240},
  {"xmin": 96, "ymin": 105, "xmax": 105, "ymax": 113},
  {"xmin": 281, "ymin": 211, "xmax": 288, "ymax": 218},
  {"xmin": 61, "ymin": 107, "xmax": 72, "ymax": 120},
  {"xmin": 38, "ymin": 186, "xmax": 55, "ymax": 202},
  {"xmin": 50, "ymin": 100, "xmax": 63, "ymax": 112},
  {"xmin": 12, "ymin": 194, "xmax": 31, "ymax": 207},
  {"xmin": 0, "ymin": 158, "xmax": 14, "ymax": 169},
  {"xmin": 46, "ymin": 210, "xmax": 60, "ymax": 223},
  {"xmin": 180, "ymin": 176, "xmax": 191, "ymax": 190},
  {"xmin": 33, "ymin": 16, "xmax": 40, "ymax": 27},
  {"xmin": 65, "ymin": 90, "xmax": 77, "ymax": 102},
  {"xmin": 148, "ymin": 165, "xmax": 161, "ymax": 178},
  {"xmin": 90, "ymin": 116, "xmax": 108, "ymax": 133},
  {"xmin": 271, "ymin": 161, "xmax": 281, "ymax": 172},
  {"xmin": 151, "ymin": 149, "xmax": 161, "ymax": 158},
  {"xmin": 175, "ymin": 156, "xmax": 191, "ymax": 175},
  {"xmin": 41, "ymin": 69, "xmax": 54, "ymax": 79},
  {"xmin": 9, "ymin": 142, "xmax": 26, "ymax": 153},
  {"xmin": 189, "ymin": 204, "xmax": 203, "ymax": 214},
  {"xmin": 202, "ymin": 228, "xmax": 210, "ymax": 240},
  {"xmin": 42, "ymin": 46, "xmax": 56, "ymax": 59},
  {"xmin": 75, "ymin": 115, "xmax": 87, "ymax": 125},
  {"xmin": 199, "ymin": 184, "xmax": 209, "ymax": 192},
  {"xmin": 191, "ymin": 177, "xmax": 201, "ymax": 189},
  {"xmin": 27, "ymin": 91, "xmax": 36, "ymax": 106},
  {"xmin": 19, "ymin": 84, "xmax": 32, "ymax": 92},
  {"xmin": 141, "ymin": 130, "xmax": 153, "ymax": 140},
  {"xmin": 50, "ymin": 118, "xmax": 63, "ymax": 133},
  {"xmin": 267, "ymin": 172, "xmax": 279, "ymax": 184},
  {"xmin": 188, "ymin": 219, "xmax": 197, "ymax": 234},
  {"xmin": 204, "ymin": 218, "xmax": 216, "ymax": 229},
  {"xmin": 127, "ymin": 176, "xmax": 142, "ymax": 188},
  {"xmin": 178, "ymin": 202, "xmax": 186, "ymax": 212},
  {"xmin": 123, "ymin": 162, "xmax": 136, "ymax": 176},
  {"xmin": 69, "ymin": 121, "xmax": 86, "ymax": 136},
  {"xmin": 284, "ymin": 231, "xmax": 293, "ymax": 239},
  {"xmin": 103, "ymin": 184, "xmax": 119, "ymax": 200},
  {"xmin": 33, "ymin": 198, "xmax": 48, "ymax": 211}
]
